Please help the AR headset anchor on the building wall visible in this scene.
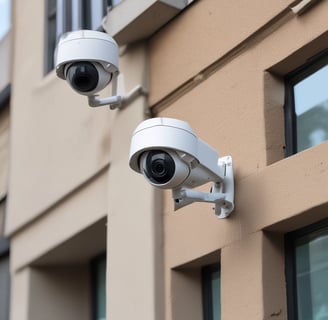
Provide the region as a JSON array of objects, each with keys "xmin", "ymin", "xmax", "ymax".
[
  {"xmin": 5, "ymin": 0, "xmax": 328, "ymax": 320},
  {"xmin": 7, "ymin": 1, "xmax": 161, "ymax": 320},
  {"xmin": 148, "ymin": 0, "xmax": 328, "ymax": 319}
]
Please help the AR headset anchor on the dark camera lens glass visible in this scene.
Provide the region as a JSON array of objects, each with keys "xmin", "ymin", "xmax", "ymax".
[
  {"xmin": 67, "ymin": 62, "xmax": 99, "ymax": 92},
  {"xmin": 144, "ymin": 151, "xmax": 175, "ymax": 184}
]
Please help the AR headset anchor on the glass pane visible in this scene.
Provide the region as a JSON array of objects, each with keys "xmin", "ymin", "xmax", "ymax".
[
  {"xmin": 90, "ymin": 0, "xmax": 105, "ymax": 30},
  {"xmin": 0, "ymin": 255, "xmax": 10, "ymax": 320},
  {"xmin": 211, "ymin": 270, "xmax": 221, "ymax": 320},
  {"xmin": 295, "ymin": 228, "xmax": 328, "ymax": 320},
  {"xmin": 202, "ymin": 265, "xmax": 221, "ymax": 320},
  {"xmin": 45, "ymin": 0, "xmax": 57, "ymax": 74},
  {"xmin": 95, "ymin": 256, "xmax": 106, "ymax": 320},
  {"xmin": 294, "ymin": 64, "xmax": 328, "ymax": 152},
  {"xmin": 71, "ymin": 0, "xmax": 82, "ymax": 30},
  {"xmin": 0, "ymin": 0, "xmax": 11, "ymax": 40}
]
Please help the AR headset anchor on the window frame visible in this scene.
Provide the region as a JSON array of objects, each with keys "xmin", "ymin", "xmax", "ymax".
[
  {"xmin": 285, "ymin": 217, "xmax": 328, "ymax": 320},
  {"xmin": 201, "ymin": 263, "xmax": 220, "ymax": 320},
  {"xmin": 284, "ymin": 50, "xmax": 328, "ymax": 156}
]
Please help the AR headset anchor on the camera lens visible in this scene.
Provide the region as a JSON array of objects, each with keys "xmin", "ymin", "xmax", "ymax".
[
  {"xmin": 144, "ymin": 151, "xmax": 175, "ymax": 184},
  {"xmin": 67, "ymin": 62, "xmax": 99, "ymax": 92}
]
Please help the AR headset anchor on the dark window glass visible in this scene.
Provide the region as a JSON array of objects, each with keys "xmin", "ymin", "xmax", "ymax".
[
  {"xmin": 44, "ymin": 0, "xmax": 112, "ymax": 74},
  {"xmin": 284, "ymin": 52, "xmax": 328, "ymax": 155},
  {"xmin": 0, "ymin": 199, "xmax": 10, "ymax": 320},
  {"xmin": 202, "ymin": 264, "xmax": 221, "ymax": 320},
  {"xmin": 0, "ymin": 253, "xmax": 10, "ymax": 320},
  {"xmin": 45, "ymin": 0, "xmax": 57, "ymax": 73},
  {"xmin": 91, "ymin": 253, "xmax": 106, "ymax": 320},
  {"xmin": 285, "ymin": 219, "xmax": 328, "ymax": 320}
]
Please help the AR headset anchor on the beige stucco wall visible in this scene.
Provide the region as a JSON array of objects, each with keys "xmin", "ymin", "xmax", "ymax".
[
  {"xmin": 149, "ymin": 0, "xmax": 297, "ymax": 106},
  {"xmin": 7, "ymin": 1, "xmax": 162, "ymax": 320},
  {"xmin": 7, "ymin": 2, "xmax": 117, "ymax": 235},
  {"xmin": 5, "ymin": 0, "xmax": 328, "ymax": 319},
  {"xmin": 148, "ymin": 0, "xmax": 328, "ymax": 319}
]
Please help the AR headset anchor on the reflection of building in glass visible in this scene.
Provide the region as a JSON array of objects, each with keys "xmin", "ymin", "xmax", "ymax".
[
  {"xmin": 0, "ymin": 0, "xmax": 11, "ymax": 40},
  {"xmin": 295, "ymin": 230, "xmax": 328, "ymax": 320},
  {"xmin": 297, "ymin": 100, "xmax": 328, "ymax": 152}
]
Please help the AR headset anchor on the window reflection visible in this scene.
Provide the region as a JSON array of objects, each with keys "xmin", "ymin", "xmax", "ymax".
[
  {"xmin": 0, "ymin": 0, "xmax": 11, "ymax": 40},
  {"xmin": 202, "ymin": 264, "xmax": 221, "ymax": 320},
  {"xmin": 294, "ymin": 65, "xmax": 328, "ymax": 152},
  {"xmin": 91, "ymin": 253, "xmax": 106, "ymax": 320},
  {"xmin": 295, "ymin": 229, "xmax": 328, "ymax": 320}
]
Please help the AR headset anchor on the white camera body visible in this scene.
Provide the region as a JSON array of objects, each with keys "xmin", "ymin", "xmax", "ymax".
[
  {"xmin": 129, "ymin": 118, "xmax": 234, "ymax": 218},
  {"xmin": 54, "ymin": 29, "xmax": 146, "ymax": 109},
  {"xmin": 55, "ymin": 30, "xmax": 119, "ymax": 96}
]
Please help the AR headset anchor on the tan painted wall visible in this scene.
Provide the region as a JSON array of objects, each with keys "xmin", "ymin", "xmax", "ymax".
[
  {"xmin": 149, "ymin": 0, "xmax": 297, "ymax": 106},
  {"xmin": 7, "ymin": 0, "xmax": 115, "ymax": 234},
  {"xmin": 8, "ymin": 2, "xmax": 163, "ymax": 320},
  {"xmin": 10, "ymin": 266, "xmax": 91, "ymax": 320},
  {"xmin": 6, "ymin": 0, "xmax": 328, "ymax": 319},
  {"xmin": 105, "ymin": 43, "xmax": 164, "ymax": 320},
  {"xmin": 28, "ymin": 266, "xmax": 91, "ymax": 320},
  {"xmin": 148, "ymin": 0, "xmax": 328, "ymax": 319}
]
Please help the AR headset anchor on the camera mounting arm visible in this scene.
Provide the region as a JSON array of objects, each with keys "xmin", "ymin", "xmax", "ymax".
[
  {"xmin": 172, "ymin": 156, "xmax": 234, "ymax": 218},
  {"xmin": 87, "ymin": 84, "xmax": 147, "ymax": 110}
]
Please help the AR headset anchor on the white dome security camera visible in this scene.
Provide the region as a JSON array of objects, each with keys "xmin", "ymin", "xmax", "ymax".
[
  {"xmin": 55, "ymin": 30, "xmax": 119, "ymax": 96},
  {"xmin": 129, "ymin": 118, "xmax": 235, "ymax": 218},
  {"xmin": 54, "ymin": 30, "xmax": 146, "ymax": 109}
]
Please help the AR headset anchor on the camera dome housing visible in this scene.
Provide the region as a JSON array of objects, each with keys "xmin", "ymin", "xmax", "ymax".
[
  {"xmin": 129, "ymin": 118, "xmax": 225, "ymax": 189},
  {"xmin": 129, "ymin": 117, "xmax": 235, "ymax": 218},
  {"xmin": 139, "ymin": 150, "xmax": 190, "ymax": 189},
  {"xmin": 55, "ymin": 30, "xmax": 119, "ymax": 95},
  {"xmin": 65, "ymin": 61, "xmax": 112, "ymax": 95}
]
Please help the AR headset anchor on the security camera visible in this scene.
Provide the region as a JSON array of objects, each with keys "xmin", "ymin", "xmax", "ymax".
[
  {"xmin": 129, "ymin": 118, "xmax": 234, "ymax": 218},
  {"xmin": 55, "ymin": 30, "xmax": 119, "ymax": 95},
  {"xmin": 55, "ymin": 30, "xmax": 146, "ymax": 109}
]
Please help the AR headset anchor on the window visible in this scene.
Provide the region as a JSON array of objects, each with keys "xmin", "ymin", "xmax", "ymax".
[
  {"xmin": 91, "ymin": 253, "xmax": 106, "ymax": 320},
  {"xmin": 0, "ymin": 249, "xmax": 10, "ymax": 320},
  {"xmin": 202, "ymin": 264, "xmax": 221, "ymax": 320},
  {"xmin": 0, "ymin": 198, "xmax": 10, "ymax": 320},
  {"xmin": 284, "ymin": 52, "xmax": 328, "ymax": 155},
  {"xmin": 45, "ymin": 0, "xmax": 112, "ymax": 74},
  {"xmin": 0, "ymin": 0, "xmax": 11, "ymax": 40},
  {"xmin": 285, "ymin": 218, "xmax": 328, "ymax": 320}
]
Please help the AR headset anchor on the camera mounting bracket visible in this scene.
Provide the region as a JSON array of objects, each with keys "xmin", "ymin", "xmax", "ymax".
[
  {"xmin": 88, "ymin": 68, "xmax": 147, "ymax": 110},
  {"xmin": 172, "ymin": 156, "xmax": 234, "ymax": 218},
  {"xmin": 88, "ymin": 84, "xmax": 147, "ymax": 110}
]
